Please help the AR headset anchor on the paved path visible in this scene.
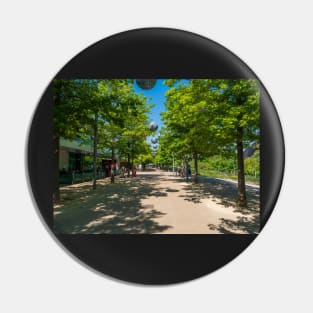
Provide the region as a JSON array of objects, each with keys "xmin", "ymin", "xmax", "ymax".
[{"xmin": 54, "ymin": 170, "xmax": 259, "ymax": 234}]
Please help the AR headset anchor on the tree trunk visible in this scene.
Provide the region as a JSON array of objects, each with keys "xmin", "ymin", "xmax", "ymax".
[
  {"xmin": 92, "ymin": 113, "xmax": 98, "ymax": 190},
  {"xmin": 53, "ymin": 134, "xmax": 60, "ymax": 204},
  {"xmin": 111, "ymin": 144, "xmax": 115, "ymax": 183},
  {"xmin": 193, "ymin": 152, "xmax": 199, "ymax": 184},
  {"xmin": 236, "ymin": 127, "xmax": 247, "ymax": 207}
]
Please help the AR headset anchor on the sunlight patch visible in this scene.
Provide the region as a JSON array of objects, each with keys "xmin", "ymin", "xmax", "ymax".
[
  {"xmin": 93, "ymin": 205, "xmax": 106, "ymax": 212},
  {"xmin": 85, "ymin": 214, "xmax": 115, "ymax": 228}
]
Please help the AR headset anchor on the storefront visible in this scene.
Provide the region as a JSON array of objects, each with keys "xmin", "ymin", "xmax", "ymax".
[{"xmin": 59, "ymin": 138, "xmax": 119, "ymax": 174}]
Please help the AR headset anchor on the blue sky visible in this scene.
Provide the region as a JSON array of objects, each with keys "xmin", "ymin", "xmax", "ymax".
[
  {"xmin": 133, "ymin": 79, "xmax": 190, "ymax": 147},
  {"xmin": 134, "ymin": 79, "xmax": 169, "ymax": 133},
  {"xmin": 134, "ymin": 79, "xmax": 170, "ymax": 146}
]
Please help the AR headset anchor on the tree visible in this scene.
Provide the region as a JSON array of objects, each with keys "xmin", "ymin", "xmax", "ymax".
[
  {"xmin": 116, "ymin": 93, "xmax": 152, "ymax": 175},
  {"xmin": 160, "ymin": 79, "xmax": 259, "ymax": 206},
  {"xmin": 97, "ymin": 80, "xmax": 152, "ymax": 180},
  {"xmin": 214, "ymin": 80, "xmax": 259, "ymax": 207},
  {"xmin": 57, "ymin": 80, "xmax": 109, "ymax": 190},
  {"xmin": 244, "ymin": 150, "xmax": 260, "ymax": 177},
  {"xmin": 53, "ymin": 80, "xmax": 96, "ymax": 201},
  {"xmin": 162, "ymin": 80, "xmax": 216, "ymax": 182},
  {"xmin": 53, "ymin": 79, "xmax": 153, "ymax": 200}
]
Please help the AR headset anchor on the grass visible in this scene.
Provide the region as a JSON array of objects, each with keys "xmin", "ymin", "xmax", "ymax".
[{"xmin": 198, "ymin": 169, "xmax": 260, "ymax": 184}]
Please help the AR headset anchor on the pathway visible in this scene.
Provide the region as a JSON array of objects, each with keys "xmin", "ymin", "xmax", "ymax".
[{"xmin": 54, "ymin": 169, "xmax": 259, "ymax": 234}]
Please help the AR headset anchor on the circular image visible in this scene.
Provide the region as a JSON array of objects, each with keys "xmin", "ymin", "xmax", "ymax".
[{"xmin": 27, "ymin": 28, "xmax": 284, "ymax": 284}]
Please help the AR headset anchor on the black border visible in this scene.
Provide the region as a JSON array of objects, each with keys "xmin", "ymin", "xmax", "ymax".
[{"xmin": 27, "ymin": 28, "xmax": 284, "ymax": 284}]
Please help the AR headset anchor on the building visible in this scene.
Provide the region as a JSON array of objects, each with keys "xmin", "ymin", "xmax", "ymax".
[{"xmin": 59, "ymin": 138, "xmax": 119, "ymax": 173}]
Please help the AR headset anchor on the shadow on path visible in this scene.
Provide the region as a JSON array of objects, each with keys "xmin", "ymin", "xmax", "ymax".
[
  {"xmin": 54, "ymin": 175, "xmax": 171, "ymax": 234},
  {"xmin": 180, "ymin": 176, "xmax": 260, "ymax": 234}
]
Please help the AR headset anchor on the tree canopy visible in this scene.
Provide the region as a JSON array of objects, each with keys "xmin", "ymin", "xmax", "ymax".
[
  {"xmin": 53, "ymin": 79, "xmax": 153, "ymax": 199},
  {"xmin": 158, "ymin": 79, "xmax": 260, "ymax": 206}
]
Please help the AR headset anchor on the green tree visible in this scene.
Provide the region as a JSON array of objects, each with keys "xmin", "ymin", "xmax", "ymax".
[
  {"xmin": 53, "ymin": 79, "xmax": 152, "ymax": 197},
  {"xmin": 116, "ymin": 92, "xmax": 152, "ymax": 176},
  {"xmin": 162, "ymin": 80, "xmax": 216, "ymax": 182},
  {"xmin": 53, "ymin": 79, "xmax": 97, "ymax": 201},
  {"xmin": 160, "ymin": 79, "xmax": 259, "ymax": 206},
  {"xmin": 214, "ymin": 80, "xmax": 259, "ymax": 207},
  {"xmin": 244, "ymin": 150, "xmax": 260, "ymax": 177}
]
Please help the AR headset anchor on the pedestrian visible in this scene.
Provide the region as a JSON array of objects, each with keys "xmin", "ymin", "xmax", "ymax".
[{"xmin": 132, "ymin": 166, "xmax": 137, "ymax": 177}]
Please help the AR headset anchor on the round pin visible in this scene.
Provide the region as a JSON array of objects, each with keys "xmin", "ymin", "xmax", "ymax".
[{"xmin": 27, "ymin": 28, "xmax": 284, "ymax": 284}]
